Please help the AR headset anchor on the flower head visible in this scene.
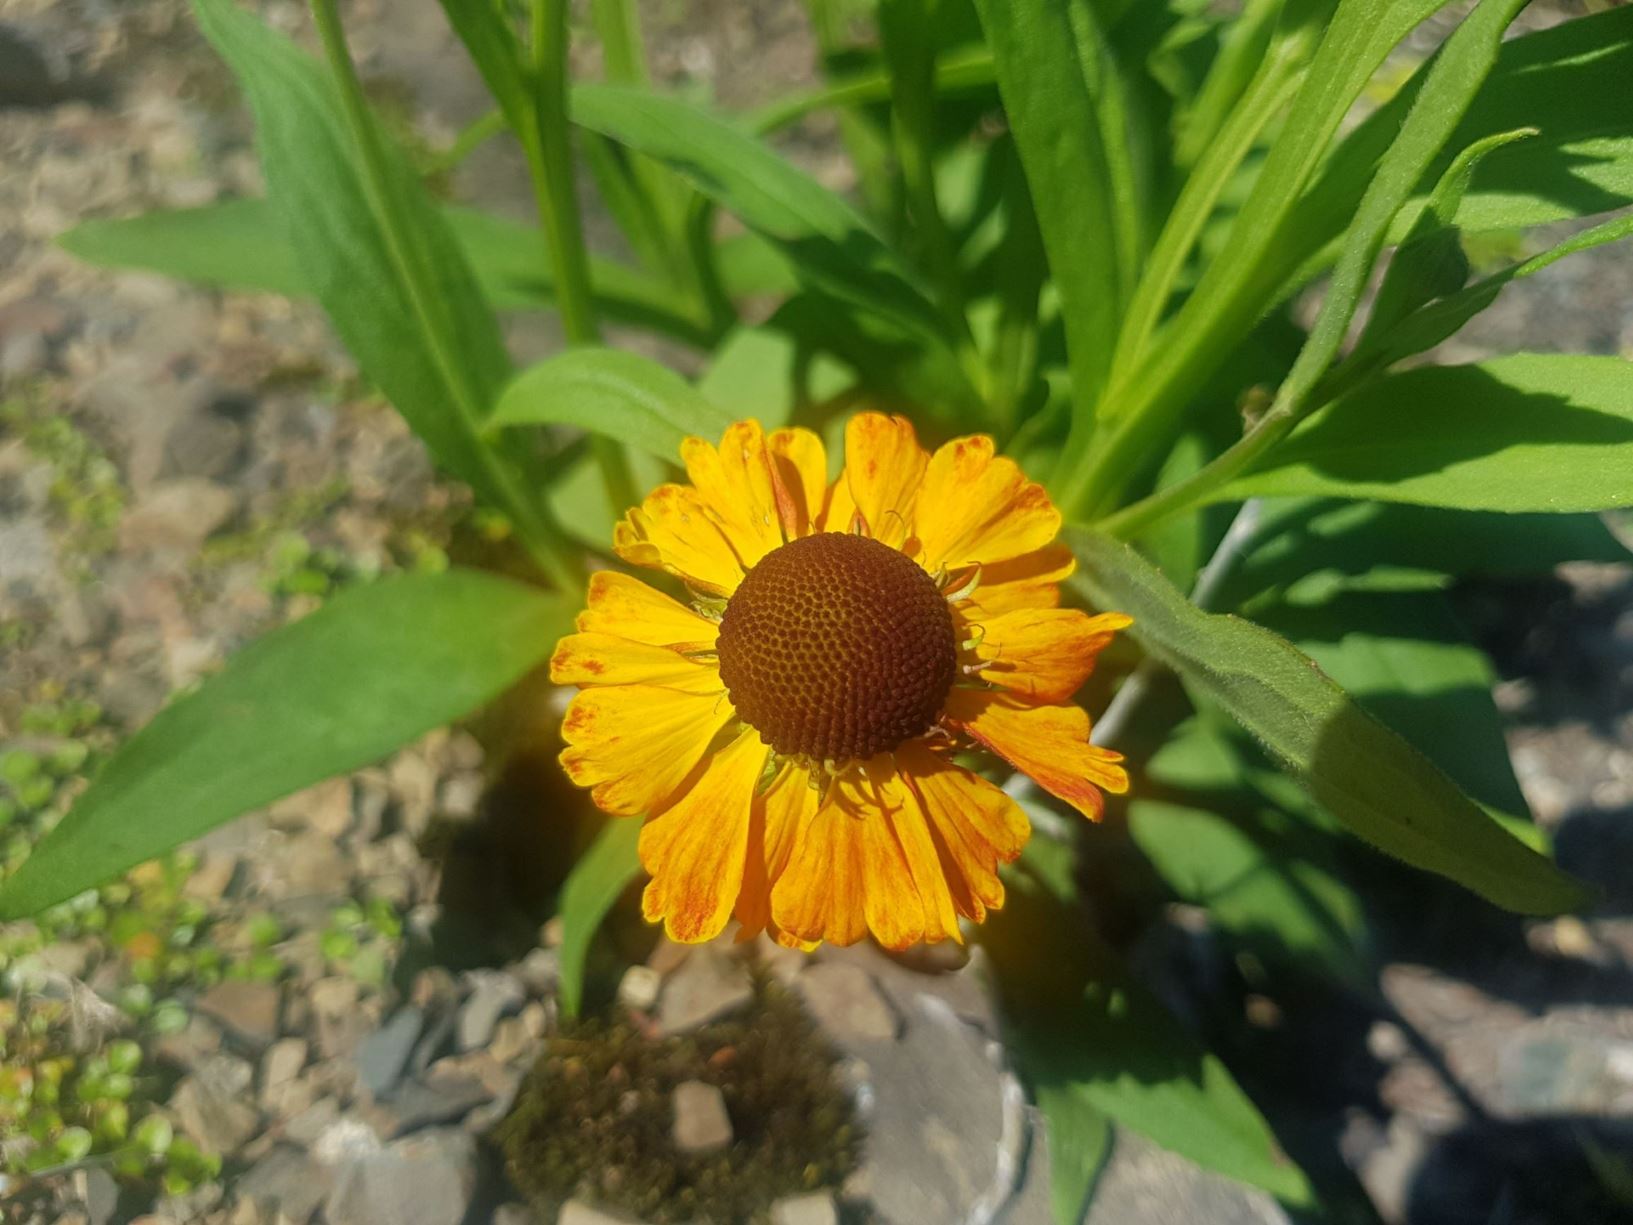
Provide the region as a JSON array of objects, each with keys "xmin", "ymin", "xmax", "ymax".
[{"xmin": 551, "ymin": 414, "xmax": 1131, "ymax": 950}]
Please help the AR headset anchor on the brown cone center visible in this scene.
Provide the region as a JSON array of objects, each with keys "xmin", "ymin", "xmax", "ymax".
[{"xmin": 716, "ymin": 532, "xmax": 958, "ymax": 761}]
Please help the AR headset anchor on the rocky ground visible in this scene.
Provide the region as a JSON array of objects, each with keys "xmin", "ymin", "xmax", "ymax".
[{"xmin": 1, "ymin": 1, "xmax": 1631, "ymax": 1224}]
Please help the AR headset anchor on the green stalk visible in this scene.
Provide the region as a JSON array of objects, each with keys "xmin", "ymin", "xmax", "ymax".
[
  {"xmin": 308, "ymin": 0, "xmax": 579, "ymax": 591},
  {"xmin": 524, "ymin": 0, "xmax": 636, "ymax": 512},
  {"xmin": 1104, "ymin": 44, "xmax": 1309, "ymax": 391},
  {"xmin": 592, "ymin": 0, "xmax": 649, "ymax": 85}
]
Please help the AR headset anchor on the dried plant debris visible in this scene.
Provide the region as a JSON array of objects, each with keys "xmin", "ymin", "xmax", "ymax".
[{"xmin": 498, "ymin": 979, "xmax": 860, "ymax": 1224}]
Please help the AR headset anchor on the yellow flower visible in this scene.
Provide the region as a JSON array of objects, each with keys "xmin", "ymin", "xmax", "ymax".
[{"xmin": 551, "ymin": 413, "xmax": 1131, "ymax": 950}]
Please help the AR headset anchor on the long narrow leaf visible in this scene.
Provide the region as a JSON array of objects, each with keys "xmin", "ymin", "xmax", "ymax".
[
  {"xmin": 0, "ymin": 571, "xmax": 574, "ymax": 919},
  {"xmin": 973, "ymin": 0, "xmax": 1125, "ymax": 411},
  {"xmin": 570, "ymin": 83, "xmax": 951, "ymax": 350},
  {"xmin": 1070, "ymin": 529, "xmax": 1590, "ymax": 914},
  {"xmin": 190, "ymin": 0, "xmax": 524, "ymax": 514},
  {"xmin": 490, "ymin": 348, "xmax": 732, "ymax": 460},
  {"xmin": 557, "ymin": 817, "xmax": 642, "ymax": 1019},
  {"xmin": 1224, "ymin": 355, "xmax": 1633, "ymax": 512},
  {"xmin": 58, "ymin": 199, "xmax": 708, "ymax": 338}
]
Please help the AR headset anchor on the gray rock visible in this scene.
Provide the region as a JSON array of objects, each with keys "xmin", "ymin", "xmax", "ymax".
[
  {"xmin": 368, "ymin": 1074, "xmax": 493, "ymax": 1137},
  {"xmin": 559, "ymin": 1200, "xmax": 650, "ymax": 1225},
  {"xmin": 117, "ymin": 478, "xmax": 235, "ymax": 553},
  {"xmin": 358, "ymin": 1008, "xmax": 424, "ymax": 1098},
  {"xmin": 457, "ymin": 970, "xmax": 524, "ymax": 1052},
  {"xmin": 196, "ymin": 980, "xmax": 281, "ymax": 1050},
  {"xmin": 73, "ymin": 1166, "xmax": 118, "ymax": 1225},
  {"xmin": 672, "ymin": 1080, "xmax": 733, "ymax": 1154},
  {"xmin": 657, "ymin": 950, "xmax": 755, "ymax": 1034},
  {"xmin": 617, "ymin": 965, "xmax": 661, "ymax": 1012},
  {"xmin": 259, "ymin": 1038, "xmax": 308, "ymax": 1110},
  {"xmin": 170, "ymin": 1068, "xmax": 261, "ymax": 1156},
  {"xmin": 845, "ymin": 995, "xmax": 1022, "ymax": 1225},
  {"xmin": 237, "ymin": 1144, "xmax": 333, "ymax": 1224},
  {"xmin": 324, "ymin": 1128, "xmax": 480, "ymax": 1225},
  {"xmin": 513, "ymin": 948, "xmax": 559, "ymax": 997},
  {"xmin": 312, "ymin": 1114, "xmax": 383, "ymax": 1166},
  {"xmin": 796, "ymin": 962, "xmax": 900, "ymax": 1043},
  {"xmin": 1086, "ymin": 1130, "xmax": 1291, "ymax": 1225},
  {"xmin": 1498, "ymin": 1033, "xmax": 1619, "ymax": 1114},
  {"xmin": 771, "ymin": 1192, "xmax": 839, "ymax": 1225}
]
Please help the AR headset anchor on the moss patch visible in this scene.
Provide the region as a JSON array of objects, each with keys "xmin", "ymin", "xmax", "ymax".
[{"xmin": 498, "ymin": 977, "xmax": 861, "ymax": 1224}]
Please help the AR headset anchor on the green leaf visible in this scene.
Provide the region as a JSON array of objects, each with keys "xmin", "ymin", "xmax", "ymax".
[
  {"xmin": 569, "ymin": 83, "xmax": 950, "ymax": 349},
  {"xmin": 190, "ymin": 0, "xmax": 530, "ymax": 517},
  {"xmin": 989, "ymin": 851, "xmax": 1314, "ymax": 1207},
  {"xmin": 1069, "ymin": 528, "xmax": 1590, "ymax": 914},
  {"xmin": 1252, "ymin": 588, "xmax": 1529, "ymax": 817},
  {"xmin": 1226, "ymin": 355, "xmax": 1633, "ymax": 512},
  {"xmin": 1362, "ymin": 127, "xmax": 1536, "ymax": 343},
  {"xmin": 57, "ymin": 199, "xmax": 307, "ymax": 296},
  {"xmin": 972, "ymin": 0, "xmax": 1127, "ymax": 409},
  {"xmin": 696, "ymin": 325, "xmax": 852, "ymax": 428},
  {"xmin": 1353, "ymin": 211, "xmax": 1633, "ymax": 370},
  {"xmin": 1128, "ymin": 798, "xmax": 1371, "ymax": 985},
  {"xmin": 57, "ymin": 199, "xmax": 708, "ymax": 340},
  {"xmin": 491, "ymin": 348, "xmax": 732, "ymax": 461},
  {"xmin": 557, "ymin": 817, "xmax": 642, "ymax": 1019},
  {"xmin": 1223, "ymin": 500, "xmax": 1629, "ymax": 601},
  {"xmin": 0, "ymin": 571, "xmax": 572, "ymax": 919},
  {"xmin": 1034, "ymin": 1085, "xmax": 1111, "ymax": 1225},
  {"xmin": 1264, "ymin": 0, "xmax": 1529, "ymax": 436},
  {"xmin": 1338, "ymin": 7, "xmax": 1633, "ymax": 233}
]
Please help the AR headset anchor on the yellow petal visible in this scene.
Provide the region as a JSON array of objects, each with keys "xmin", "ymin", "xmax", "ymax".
[
  {"xmin": 967, "ymin": 608, "xmax": 1131, "ymax": 703},
  {"xmin": 682, "ymin": 420, "xmax": 784, "ymax": 568},
  {"xmin": 840, "ymin": 412, "xmax": 927, "ymax": 549},
  {"xmin": 735, "ymin": 760, "xmax": 819, "ymax": 939},
  {"xmin": 767, "ymin": 427, "xmax": 828, "ymax": 540},
  {"xmin": 576, "ymin": 570, "xmax": 719, "ymax": 648},
  {"xmin": 770, "ymin": 789, "xmax": 869, "ymax": 948},
  {"xmin": 550, "ymin": 632, "xmax": 723, "ymax": 693},
  {"xmin": 899, "ymin": 742, "xmax": 1029, "ymax": 923},
  {"xmin": 639, "ymin": 727, "xmax": 768, "ymax": 943},
  {"xmin": 944, "ymin": 689, "xmax": 1128, "ymax": 821},
  {"xmin": 559, "ymin": 685, "xmax": 735, "ymax": 816},
  {"xmin": 958, "ymin": 545, "xmax": 1075, "ymax": 618},
  {"xmin": 815, "ymin": 469, "xmax": 859, "ymax": 534},
  {"xmin": 915, "ymin": 436, "xmax": 1060, "ymax": 574},
  {"xmin": 772, "ymin": 758, "xmax": 958, "ymax": 949},
  {"xmin": 614, "ymin": 483, "xmax": 745, "ymax": 596}
]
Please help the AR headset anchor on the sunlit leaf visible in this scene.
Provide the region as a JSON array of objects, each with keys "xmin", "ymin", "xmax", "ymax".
[
  {"xmin": 557, "ymin": 817, "xmax": 642, "ymax": 1019},
  {"xmin": 0, "ymin": 571, "xmax": 573, "ymax": 919},
  {"xmin": 1070, "ymin": 529, "xmax": 1590, "ymax": 914}
]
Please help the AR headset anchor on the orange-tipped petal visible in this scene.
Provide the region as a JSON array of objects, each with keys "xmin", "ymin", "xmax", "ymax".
[
  {"xmin": 766, "ymin": 427, "xmax": 828, "ymax": 541},
  {"xmin": 560, "ymin": 685, "xmax": 734, "ymax": 816},
  {"xmin": 898, "ymin": 742, "xmax": 1030, "ymax": 923},
  {"xmin": 614, "ymin": 483, "xmax": 745, "ymax": 596},
  {"xmin": 575, "ymin": 570, "xmax": 719, "ymax": 647},
  {"xmin": 735, "ymin": 759, "xmax": 819, "ymax": 939},
  {"xmin": 682, "ymin": 420, "xmax": 784, "ymax": 567},
  {"xmin": 915, "ymin": 436, "xmax": 1060, "ymax": 574},
  {"xmin": 639, "ymin": 728, "xmax": 769, "ymax": 943},
  {"xmin": 839, "ymin": 412, "xmax": 927, "ymax": 549},
  {"xmin": 944, "ymin": 689, "xmax": 1128, "ymax": 821},
  {"xmin": 958, "ymin": 545, "xmax": 1076, "ymax": 617},
  {"xmin": 965, "ymin": 608, "xmax": 1132, "ymax": 703},
  {"xmin": 550, "ymin": 632, "xmax": 722, "ymax": 693}
]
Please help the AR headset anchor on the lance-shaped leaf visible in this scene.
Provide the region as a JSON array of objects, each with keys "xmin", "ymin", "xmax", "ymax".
[
  {"xmin": 568, "ymin": 84, "xmax": 951, "ymax": 351},
  {"xmin": 0, "ymin": 571, "xmax": 574, "ymax": 919},
  {"xmin": 1224, "ymin": 355, "xmax": 1633, "ymax": 513},
  {"xmin": 491, "ymin": 348, "xmax": 733, "ymax": 461},
  {"xmin": 557, "ymin": 817, "xmax": 643, "ymax": 1019},
  {"xmin": 1069, "ymin": 529, "xmax": 1590, "ymax": 915}
]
